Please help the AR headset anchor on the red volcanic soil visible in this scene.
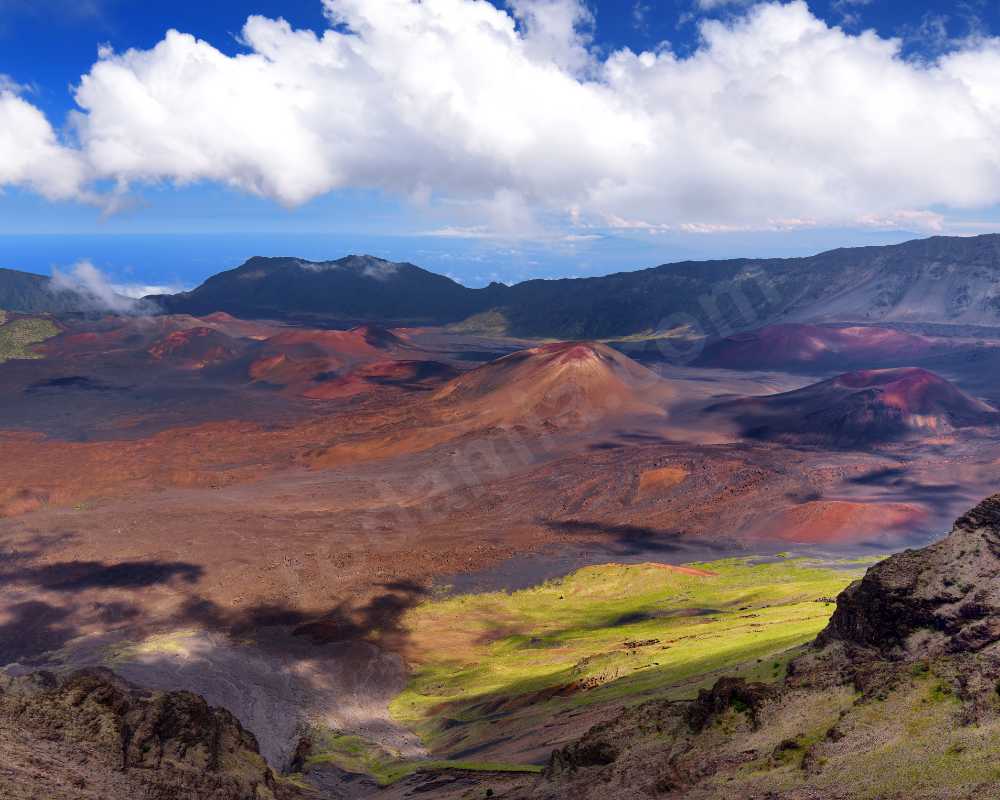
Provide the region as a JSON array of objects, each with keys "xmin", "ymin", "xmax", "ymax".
[
  {"xmin": 44, "ymin": 328, "xmax": 126, "ymax": 356},
  {"xmin": 263, "ymin": 324, "xmax": 407, "ymax": 358},
  {"xmin": 695, "ymin": 323, "xmax": 935, "ymax": 371},
  {"xmin": 248, "ymin": 352, "xmax": 333, "ymax": 386},
  {"xmin": 197, "ymin": 311, "xmax": 277, "ymax": 340},
  {"xmin": 303, "ymin": 360, "xmax": 458, "ymax": 400},
  {"xmin": 43, "ymin": 320, "xmax": 149, "ymax": 357},
  {"xmin": 718, "ymin": 367, "xmax": 998, "ymax": 446},
  {"xmin": 148, "ymin": 327, "xmax": 244, "ymax": 369},
  {"xmin": 827, "ymin": 368, "xmax": 995, "ymax": 423},
  {"xmin": 248, "ymin": 324, "xmax": 413, "ymax": 391},
  {"xmin": 432, "ymin": 341, "xmax": 671, "ymax": 427},
  {"xmin": 290, "ymin": 343, "xmax": 674, "ymax": 468},
  {"xmin": 751, "ymin": 500, "xmax": 927, "ymax": 544},
  {"xmin": 44, "ymin": 313, "xmax": 281, "ymax": 360}
]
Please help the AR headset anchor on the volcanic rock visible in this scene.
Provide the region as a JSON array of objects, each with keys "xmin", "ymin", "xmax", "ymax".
[
  {"xmin": 545, "ymin": 726, "xmax": 620, "ymax": 777},
  {"xmin": 685, "ymin": 676, "xmax": 778, "ymax": 731},
  {"xmin": 0, "ymin": 667, "xmax": 300, "ymax": 799},
  {"xmin": 820, "ymin": 493, "xmax": 1000, "ymax": 658}
]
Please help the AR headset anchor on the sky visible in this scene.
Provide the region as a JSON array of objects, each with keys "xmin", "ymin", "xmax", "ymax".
[{"xmin": 4, "ymin": 0, "xmax": 1000, "ymax": 289}]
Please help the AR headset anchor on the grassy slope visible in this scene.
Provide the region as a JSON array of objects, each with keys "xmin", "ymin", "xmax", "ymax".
[
  {"xmin": 389, "ymin": 558, "xmax": 862, "ymax": 757},
  {"xmin": 0, "ymin": 314, "xmax": 59, "ymax": 363},
  {"xmin": 302, "ymin": 555, "xmax": 1000, "ymax": 797},
  {"xmin": 446, "ymin": 310, "xmax": 512, "ymax": 336},
  {"xmin": 295, "ymin": 558, "xmax": 867, "ymax": 787},
  {"xmin": 302, "ymin": 731, "xmax": 542, "ymax": 786},
  {"xmin": 302, "ymin": 559, "xmax": 862, "ymax": 784}
]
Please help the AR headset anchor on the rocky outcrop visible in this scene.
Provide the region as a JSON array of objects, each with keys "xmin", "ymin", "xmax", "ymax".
[
  {"xmin": 545, "ymin": 728, "xmax": 620, "ymax": 778},
  {"xmin": 685, "ymin": 676, "xmax": 777, "ymax": 731},
  {"xmin": 820, "ymin": 493, "xmax": 1000, "ymax": 657},
  {"xmin": 0, "ymin": 668, "xmax": 302, "ymax": 800}
]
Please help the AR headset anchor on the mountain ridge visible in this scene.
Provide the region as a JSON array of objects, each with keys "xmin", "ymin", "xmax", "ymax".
[
  {"xmin": 0, "ymin": 267, "xmax": 90, "ymax": 314},
  {"xmin": 7, "ymin": 233, "xmax": 1000, "ymax": 338},
  {"xmin": 147, "ymin": 234, "xmax": 1000, "ymax": 338}
]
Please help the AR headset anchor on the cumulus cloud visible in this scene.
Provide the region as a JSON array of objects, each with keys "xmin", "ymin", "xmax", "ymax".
[
  {"xmin": 12, "ymin": 0, "xmax": 1000, "ymax": 233},
  {"xmin": 0, "ymin": 81, "xmax": 87, "ymax": 200},
  {"xmin": 49, "ymin": 260, "xmax": 155, "ymax": 314}
]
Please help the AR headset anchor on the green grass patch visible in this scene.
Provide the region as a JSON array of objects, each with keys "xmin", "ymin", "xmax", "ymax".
[
  {"xmin": 600, "ymin": 323, "xmax": 703, "ymax": 345},
  {"xmin": 392, "ymin": 558, "xmax": 864, "ymax": 755},
  {"xmin": 0, "ymin": 316, "xmax": 59, "ymax": 363},
  {"xmin": 104, "ymin": 629, "xmax": 202, "ymax": 665},
  {"xmin": 303, "ymin": 730, "xmax": 542, "ymax": 786},
  {"xmin": 447, "ymin": 310, "xmax": 511, "ymax": 336}
]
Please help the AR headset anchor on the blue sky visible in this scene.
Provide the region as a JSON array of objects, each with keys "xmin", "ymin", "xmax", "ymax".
[{"xmin": 3, "ymin": 0, "xmax": 1000, "ymax": 288}]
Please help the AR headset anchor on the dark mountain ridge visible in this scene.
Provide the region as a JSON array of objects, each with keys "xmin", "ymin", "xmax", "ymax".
[
  {"xmin": 146, "ymin": 234, "xmax": 1000, "ymax": 339},
  {"xmin": 148, "ymin": 254, "xmax": 497, "ymax": 326},
  {"xmin": 8, "ymin": 234, "xmax": 1000, "ymax": 338},
  {"xmin": 0, "ymin": 267, "xmax": 89, "ymax": 314}
]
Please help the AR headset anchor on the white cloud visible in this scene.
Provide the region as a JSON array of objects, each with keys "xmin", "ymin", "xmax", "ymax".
[
  {"xmin": 508, "ymin": 0, "xmax": 594, "ymax": 73},
  {"xmin": 695, "ymin": 0, "xmax": 752, "ymax": 10},
  {"xmin": 9, "ymin": 1, "xmax": 1000, "ymax": 233},
  {"xmin": 421, "ymin": 226, "xmax": 496, "ymax": 239},
  {"xmin": 0, "ymin": 74, "xmax": 28, "ymax": 94},
  {"xmin": 113, "ymin": 282, "xmax": 186, "ymax": 298},
  {"xmin": 0, "ymin": 83, "xmax": 87, "ymax": 200},
  {"xmin": 831, "ymin": 0, "xmax": 873, "ymax": 27},
  {"xmin": 49, "ymin": 260, "xmax": 154, "ymax": 313},
  {"xmin": 856, "ymin": 209, "xmax": 947, "ymax": 232}
]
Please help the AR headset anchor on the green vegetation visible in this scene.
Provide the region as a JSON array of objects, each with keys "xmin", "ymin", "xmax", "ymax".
[
  {"xmin": 0, "ymin": 314, "xmax": 59, "ymax": 363},
  {"xmin": 446, "ymin": 309, "xmax": 512, "ymax": 336},
  {"xmin": 300, "ymin": 730, "xmax": 541, "ymax": 786},
  {"xmin": 601, "ymin": 322, "xmax": 703, "ymax": 345},
  {"xmin": 716, "ymin": 670, "xmax": 1000, "ymax": 800},
  {"xmin": 104, "ymin": 629, "xmax": 201, "ymax": 665},
  {"xmin": 391, "ymin": 558, "xmax": 864, "ymax": 756}
]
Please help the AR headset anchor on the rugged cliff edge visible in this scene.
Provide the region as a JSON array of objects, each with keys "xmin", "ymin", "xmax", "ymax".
[
  {"xmin": 0, "ymin": 668, "xmax": 302, "ymax": 800},
  {"xmin": 820, "ymin": 494, "xmax": 1000, "ymax": 657}
]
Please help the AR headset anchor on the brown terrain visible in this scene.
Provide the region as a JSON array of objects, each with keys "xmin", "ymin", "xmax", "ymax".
[
  {"xmin": 694, "ymin": 323, "xmax": 942, "ymax": 372},
  {"xmin": 3, "ymin": 309, "xmax": 1000, "ymax": 797}
]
